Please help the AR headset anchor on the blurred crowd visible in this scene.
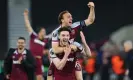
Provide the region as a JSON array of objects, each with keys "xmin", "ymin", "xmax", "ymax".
[{"xmin": 79, "ymin": 40, "xmax": 133, "ymax": 80}]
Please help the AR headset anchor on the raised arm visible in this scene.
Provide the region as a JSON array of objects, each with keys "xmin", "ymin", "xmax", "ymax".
[
  {"xmin": 80, "ymin": 31, "xmax": 91, "ymax": 57},
  {"xmin": 50, "ymin": 47, "xmax": 71, "ymax": 70},
  {"xmin": 84, "ymin": 2, "xmax": 95, "ymax": 26},
  {"xmin": 23, "ymin": 9, "xmax": 33, "ymax": 34}
]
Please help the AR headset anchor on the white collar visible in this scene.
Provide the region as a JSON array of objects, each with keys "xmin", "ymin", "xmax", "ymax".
[{"xmin": 14, "ymin": 49, "xmax": 26, "ymax": 54}]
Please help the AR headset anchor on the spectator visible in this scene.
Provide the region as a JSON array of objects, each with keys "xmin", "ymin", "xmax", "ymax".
[{"xmin": 123, "ymin": 40, "xmax": 133, "ymax": 80}]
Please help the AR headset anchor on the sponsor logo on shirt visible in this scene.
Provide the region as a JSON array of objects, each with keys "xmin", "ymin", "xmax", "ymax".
[
  {"xmin": 13, "ymin": 60, "xmax": 20, "ymax": 64},
  {"xmin": 67, "ymin": 58, "xmax": 74, "ymax": 62},
  {"xmin": 34, "ymin": 39, "xmax": 45, "ymax": 46}
]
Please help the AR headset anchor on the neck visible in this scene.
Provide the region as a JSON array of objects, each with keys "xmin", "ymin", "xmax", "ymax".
[
  {"xmin": 18, "ymin": 48, "xmax": 24, "ymax": 53},
  {"xmin": 59, "ymin": 41, "xmax": 68, "ymax": 47},
  {"xmin": 59, "ymin": 41, "xmax": 64, "ymax": 47},
  {"xmin": 38, "ymin": 36, "xmax": 43, "ymax": 40},
  {"xmin": 61, "ymin": 24, "xmax": 66, "ymax": 27}
]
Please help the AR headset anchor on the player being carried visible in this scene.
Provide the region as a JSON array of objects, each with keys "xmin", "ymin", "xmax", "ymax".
[
  {"xmin": 47, "ymin": 27, "xmax": 91, "ymax": 80},
  {"xmin": 51, "ymin": 2, "xmax": 95, "ymax": 51}
]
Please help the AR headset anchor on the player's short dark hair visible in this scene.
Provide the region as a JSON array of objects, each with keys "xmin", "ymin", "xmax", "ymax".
[
  {"xmin": 58, "ymin": 10, "xmax": 69, "ymax": 24},
  {"xmin": 36, "ymin": 27, "xmax": 45, "ymax": 34},
  {"xmin": 58, "ymin": 27, "xmax": 71, "ymax": 35},
  {"xmin": 18, "ymin": 37, "xmax": 26, "ymax": 42}
]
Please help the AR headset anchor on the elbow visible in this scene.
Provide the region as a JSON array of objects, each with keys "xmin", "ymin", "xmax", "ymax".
[
  {"xmin": 87, "ymin": 50, "xmax": 92, "ymax": 57},
  {"xmin": 85, "ymin": 18, "xmax": 95, "ymax": 26},
  {"xmin": 89, "ymin": 18, "xmax": 95, "ymax": 24},
  {"xmin": 88, "ymin": 53, "xmax": 92, "ymax": 57}
]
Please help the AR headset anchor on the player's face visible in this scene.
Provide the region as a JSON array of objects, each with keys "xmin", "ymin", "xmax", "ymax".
[
  {"xmin": 38, "ymin": 28, "xmax": 46, "ymax": 39},
  {"xmin": 59, "ymin": 31, "xmax": 70, "ymax": 46},
  {"xmin": 17, "ymin": 39, "xmax": 25, "ymax": 50},
  {"xmin": 123, "ymin": 43, "xmax": 131, "ymax": 52},
  {"xmin": 62, "ymin": 13, "xmax": 73, "ymax": 26}
]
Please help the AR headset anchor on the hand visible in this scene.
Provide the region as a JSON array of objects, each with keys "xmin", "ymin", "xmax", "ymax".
[
  {"xmin": 6, "ymin": 74, "xmax": 10, "ymax": 79},
  {"xmin": 35, "ymin": 56, "xmax": 42, "ymax": 59},
  {"xmin": 18, "ymin": 56, "xmax": 23, "ymax": 64},
  {"xmin": 70, "ymin": 45, "xmax": 77, "ymax": 52},
  {"xmin": 80, "ymin": 31, "xmax": 86, "ymax": 44},
  {"xmin": 24, "ymin": 9, "xmax": 29, "ymax": 16},
  {"xmin": 87, "ymin": 2, "xmax": 95, "ymax": 8},
  {"xmin": 64, "ymin": 46, "xmax": 71, "ymax": 56}
]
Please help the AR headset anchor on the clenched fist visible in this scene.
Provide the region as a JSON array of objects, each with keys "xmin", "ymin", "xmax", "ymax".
[
  {"xmin": 88, "ymin": 2, "xmax": 95, "ymax": 8},
  {"xmin": 24, "ymin": 9, "xmax": 29, "ymax": 16}
]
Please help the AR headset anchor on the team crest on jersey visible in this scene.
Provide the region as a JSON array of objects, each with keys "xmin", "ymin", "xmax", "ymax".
[
  {"xmin": 76, "ymin": 64, "xmax": 81, "ymax": 70},
  {"xmin": 53, "ymin": 33, "xmax": 57, "ymax": 37},
  {"xmin": 75, "ymin": 62, "xmax": 81, "ymax": 70}
]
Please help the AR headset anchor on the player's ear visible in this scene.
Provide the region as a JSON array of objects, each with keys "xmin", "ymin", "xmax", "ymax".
[
  {"xmin": 61, "ymin": 19, "xmax": 64, "ymax": 23},
  {"xmin": 58, "ymin": 35, "xmax": 61, "ymax": 39}
]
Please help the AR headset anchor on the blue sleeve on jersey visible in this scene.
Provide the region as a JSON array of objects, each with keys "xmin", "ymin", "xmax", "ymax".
[
  {"xmin": 72, "ymin": 21, "xmax": 86, "ymax": 30},
  {"xmin": 80, "ymin": 21, "xmax": 86, "ymax": 30}
]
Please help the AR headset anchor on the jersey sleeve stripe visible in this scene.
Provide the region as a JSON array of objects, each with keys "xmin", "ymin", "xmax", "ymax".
[
  {"xmin": 52, "ymin": 40, "xmax": 59, "ymax": 42},
  {"xmin": 71, "ymin": 22, "xmax": 80, "ymax": 28}
]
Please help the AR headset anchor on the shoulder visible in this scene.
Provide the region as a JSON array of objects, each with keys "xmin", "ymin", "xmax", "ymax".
[
  {"xmin": 71, "ymin": 21, "xmax": 81, "ymax": 28},
  {"xmin": 8, "ymin": 48, "xmax": 16, "ymax": 52},
  {"xmin": 30, "ymin": 31, "xmax": 38, "ymax": 39},
  {"xmin": 25, "ymin": 49, "xmax": 31, "ymax": 54},
  {"xmin": 52, "ymin": 27, "xmax": 60, "ymax": 34},
  {"xmin": 52, "ymin": 27, "xmax": 60, "ymax": 33},
  {"xmin": 6, "ymin": 48, "xmax": 16, "ymax": 57},
  {"xmin": 30, "ymin": 31, "xmax": 37, "ymax": 36},
  {"xmin": 52, "ymin": 27, "xmax": 60, "ymax": 38},
  {"xmin": 44, "ymin": 38, "xmax": 49, "ymax": 42}
]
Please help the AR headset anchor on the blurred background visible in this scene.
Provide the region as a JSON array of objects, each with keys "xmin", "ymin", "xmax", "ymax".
[{"xmin": 1, "ymin": 0, "xmax": 133, "ymax": 80}]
